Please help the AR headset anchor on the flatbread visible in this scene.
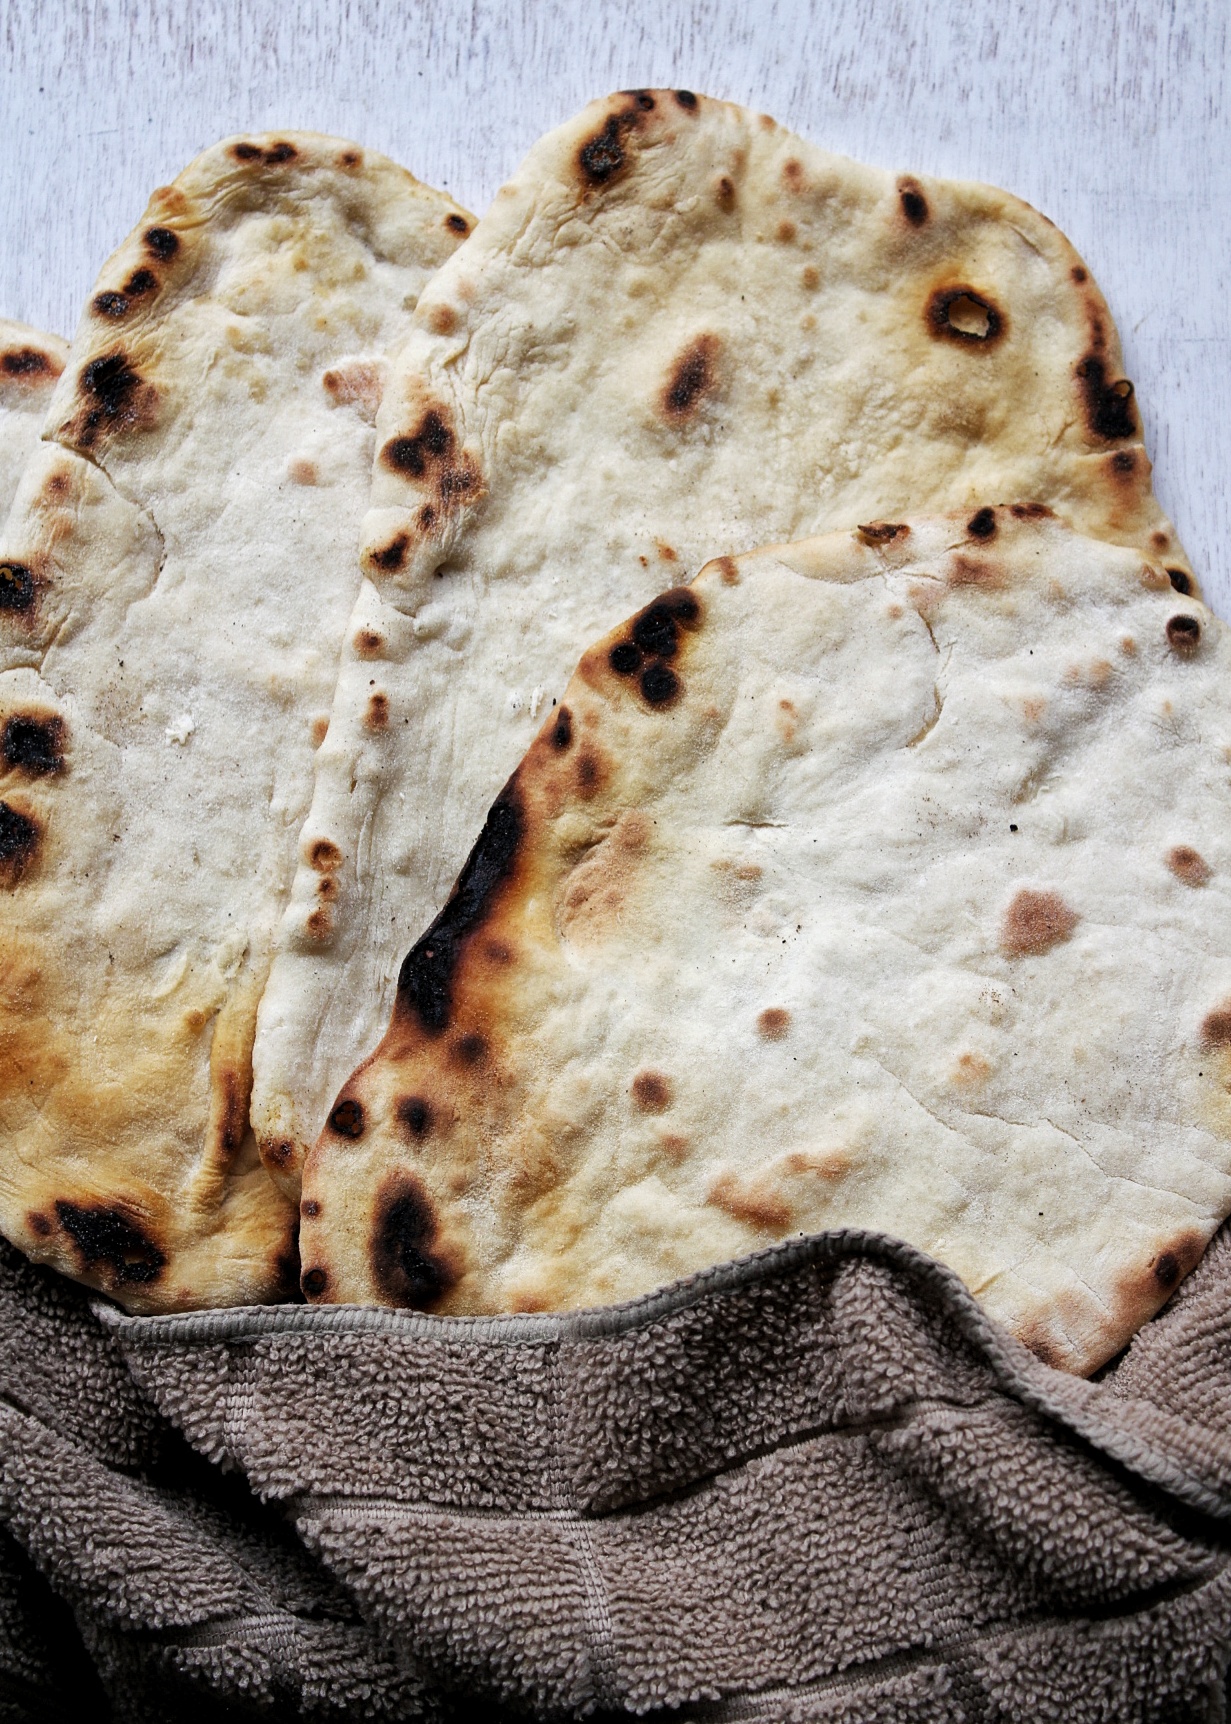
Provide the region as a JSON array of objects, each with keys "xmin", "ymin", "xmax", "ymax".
[
  {"xmin": 0, "ymin": 320, "xmax": 66, "ymax": 522},
  {"xmin": 300, "ymin": 510, "xmax": 1231, "ymax": 1376},
  {"xmin": 0, "ymin": 134, "xmax": 472, "ymax": 1310},
  {"xmin": 254, "ymin": 89, "xmax": 1196, "ymax": 1195}
]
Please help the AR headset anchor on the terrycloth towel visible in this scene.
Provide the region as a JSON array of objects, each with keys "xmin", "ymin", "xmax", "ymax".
[{"xmin": 3, "ymin": 1227, "xmax": 1231, "ymax": 1721}]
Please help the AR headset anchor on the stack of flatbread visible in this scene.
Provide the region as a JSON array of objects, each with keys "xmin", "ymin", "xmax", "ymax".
[{"xmin": 2, "ymin": 92, "xmax": 1225, "ymax": 1375}]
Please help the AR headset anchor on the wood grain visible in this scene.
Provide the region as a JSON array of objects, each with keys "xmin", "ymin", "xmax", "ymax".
[{"xmin": 1, "ymin": 0, "xmax": 1227, "ymax": 608}]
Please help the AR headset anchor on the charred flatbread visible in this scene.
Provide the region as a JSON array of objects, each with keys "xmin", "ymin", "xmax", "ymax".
[
  {"xmin": 0, "ymin": 135, "xmax": 471, "ymax": 1310},
  {"xmin": 301, "ymin": 510, "xmax": 1231, "ymax": 1376},
  {"xmin": 254, "ymin": 90, "xmax": 1196, "ymax": 1195}
]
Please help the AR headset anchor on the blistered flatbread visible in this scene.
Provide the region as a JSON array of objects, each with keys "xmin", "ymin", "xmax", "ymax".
[
  {"xmin": 301, "ymin": 510, "xmax": 1231, "ymax": 1376},
  {"xmin": 0, "ymin": 134, "xmax": 471, "ymax": 1310},
  {"xmin": 255, "ymin": 89, "xmax": 1196, "ymax": 1195}
]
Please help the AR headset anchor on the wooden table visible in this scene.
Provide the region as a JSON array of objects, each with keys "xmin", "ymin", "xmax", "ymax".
[{"xmin": 2, "ymin": 0, "xmax": 1227, "ymax": 609}]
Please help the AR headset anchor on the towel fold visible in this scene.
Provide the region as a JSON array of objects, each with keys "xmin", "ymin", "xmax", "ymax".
[{"xmin": 4, "ymin": 1226, "xmax": 1231, "ymax": 1720}]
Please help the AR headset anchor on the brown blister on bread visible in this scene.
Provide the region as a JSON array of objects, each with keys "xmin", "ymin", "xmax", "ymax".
[
  {"xmin": 948, "ymin": 553, "xmax": 1006, "ymax": 591},
  {"xmin": 1106, "ymin": 1230, "xmax": 1209, "ymax": 1342},
  {"xmin": 661, "ymin": 336, "xmax": 720, "ymax": 421},
  {"xmin": 1001, "ymin": 889, "xmax": 1079, "ymax": 957},
  {"xmin": 708, "ymin": 1171, "xmax": 793, "ymax": 1232},
  {"xmin": 1168, "ymin": 846, "xmax": 1211, "ymax": 887},
  {"xmin": 323, "ymin": 360, "xmax": 385, "ymax": 423}
]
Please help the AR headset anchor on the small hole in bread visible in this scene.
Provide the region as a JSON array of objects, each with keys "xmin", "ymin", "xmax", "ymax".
[{"xmin": 944, "ymin": 294, "xmax": 992, "ymax": 338}]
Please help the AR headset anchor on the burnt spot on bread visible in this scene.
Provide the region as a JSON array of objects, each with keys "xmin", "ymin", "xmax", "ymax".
[
  {"xmin": 0, "ymin": 801, "xmax": 39, "ymax": 884},
  {"xmin": 715, "ymin": 555, "xmax": 740, "ymax": 585},
  {"xmin": 1, "ymin": 346, "xmax": 60, "ymax": 381},
  {"xmin": 1166, "ymin": 614, "xmax": 1201, "ymax": 656},
  {"xmin": 758, "ymin": 1007, "xmax": 791, "ymax": 1039},
  {"xmin": 967, "ymin": 507, "xmax": 997, "ymax": 540},
  {"xmin": 898, "ymin": 177, "xmax": 928, "ymax": 225},
  {"xmin": 232, "ymin": 139, "xmax": 298, "ymax": 166},
  {"xmin": 54, "ymin": 1200, "xmax": 166, "ymax": 1287},
  {"xmin": 370, "ymin": 1173, "xmax": 458, "ymax": 1309},
  {"xmin": 92, "ymin": 291, "xmax": 130, "ymax": 320},
  {"xmin": 1009, "ymin": 502, "xmax": 1054, "ymax": 520},
  {"xmin": 397, "ymin": 1096, "xmax": 433, "ymax": 1139},
  {"xmin": 66, "ymin": 350, "xmax": 156, "ymax": 448},
  {"xmin": 301, "ymin": 1198, "xmax": 321, "ymax": 1218},
  {"xmin": 328, "ymin": 1097, "xmax": 365, "ymax": 1139},
  {"xmin": 27, "ymin": 1211, "xmax": 52, "ymax": 1238},
  {"xmin": 1001, "ymin": 889, "xmax": 1078, "ymax": 957},
  {"xmin": 1076, "ymin": 356, "xmax": 1137, "ymax": 441},
  {"xmin": 641, "ymin": 663, "xmax": 680, "ymax": 706},
  {"xmin": 1109, "ymin": 450, "xmax": 1137, "ymax": 482},
  {"xmin": 2, "ymin": 714, "xmax": 64, "ymax": 776},
  {"xmin": 353, "ymin": 628, "xmax": 384, "ymax": 660},
  {"xmin": 396, "ymin": 783, "xmax": 523, "ymax": 1034},
  {"xmin": 662, "ymin": 335, "xmax": 719, "ymax": 420},
  {"xmin": 609, "ymin": 641, "xmax": 643, "ymax": 676},
  {"xmin": 446, "ymin": 212, "xmax": 470, "ymax": 235},
  {"xmin": 622, "ymin": 89, "xmax": 656, "ymax": 110},
  {"xmin": 1071, "ymin": 265, "xmax": 1088, "ymax": 284},
  {"xmin": 1167, "ymin": 568, "xmax": 1192, "ymax": 595},
  {"xmin": 716, "ymin": 175, "xmax": 736, "ymax": 212},
  {"xmin": 579, "ymin": 115, "xmax": 628, "ymax": 186},
  {"xmin": 926, "ymin": 286, "xmax": 1004, "ymax": 347},
  {"xmin": 633, "ymin": 603, "xmax": 683, "ymax": 659},
  {"xmin": 674, "ymin": 89, "xmax": 698, "ymax": 109},
  {"xmin": 124, "ymin": 268, "xmax": 157, "ymax": 298},
  {"xmin": 782, "ymin": 158, "xmax": 804, "ymax": 190},
  {"xmin": 551, "ymin": 707, "xmax": 573, "ymax": 751},
  {"xmin": 379, "ymin": 405, "xmax": 480, "ymax": 524},
  {"xmin": 370, "ymin": 534, "xmax": 409, "ymax": 573},
  {"xmin": 382, "ymin": 409, "xmax": 452, "ymax": 476},
  {"xmin": 302, "ymin": 1266, "xmax": 328, "ymax": 1298},
  {"xmin": 857, "ymin": 522, "xmax": 908, "ymax": 546},
  {"xmin": 144, "ymin": 226, "xmax": 179, "ymax": 260},
  {"xmin": 338, "ymin": 149, "xmax": 362, "ymax": 170},
  {"xmin": 608, "ymin": 588, "xmax": 700, "ymax": 705},
  {"xmin": 365, "ymin": 692, "xmax": 389, "ymax": 731},
  {"xmin": 1168, "ymin": 845, "xmax": 1211, "ymax": 887},
  {"xmin": 632, "ymin": 1071, "xmax": 673, "ymax": 1113}
]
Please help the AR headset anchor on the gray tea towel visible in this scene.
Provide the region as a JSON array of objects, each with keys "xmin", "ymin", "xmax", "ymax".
[{"xmin": 4, "ymin": 1225, "xmax": 1231, "ymax": 1722}]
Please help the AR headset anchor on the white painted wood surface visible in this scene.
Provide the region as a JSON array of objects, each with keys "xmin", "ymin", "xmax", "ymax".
[{"xmin": 1, "ymin": 0, "xmax": 1227, "ymax": 607}]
